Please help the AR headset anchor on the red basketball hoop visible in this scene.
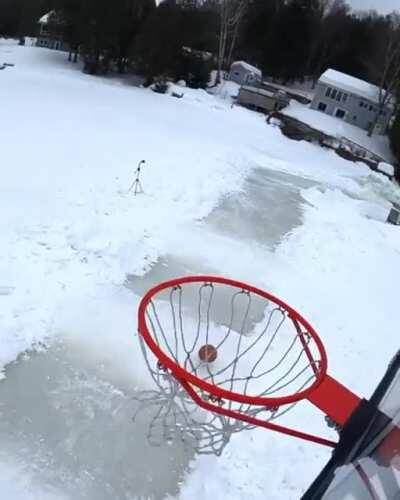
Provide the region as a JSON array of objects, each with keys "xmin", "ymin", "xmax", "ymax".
[{"xmin": 137, "ymin": 276, "xmax": 361, "ymax": 452}]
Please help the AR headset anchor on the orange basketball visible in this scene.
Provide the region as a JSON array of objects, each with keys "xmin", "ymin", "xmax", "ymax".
[{"xmin": 198, "ymin": 344, "xmax": 218, "ymax": 363}]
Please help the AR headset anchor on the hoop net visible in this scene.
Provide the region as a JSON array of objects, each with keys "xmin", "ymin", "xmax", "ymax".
[{"xmin": 135, "ymin": 276, "xmax": 331, "ymax": 455}]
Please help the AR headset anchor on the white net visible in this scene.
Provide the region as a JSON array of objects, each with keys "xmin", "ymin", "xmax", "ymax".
[{"xmin": 134, "ymin": 280, "xmax": 324, "ymax": 455}]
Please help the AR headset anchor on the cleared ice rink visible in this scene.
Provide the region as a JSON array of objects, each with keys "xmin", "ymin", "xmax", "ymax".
[{"xmin": 0, "ymin": 167, "xmax": 313, "ymax": 499}]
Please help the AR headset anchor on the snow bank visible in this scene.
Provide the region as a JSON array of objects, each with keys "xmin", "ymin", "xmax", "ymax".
[
  {"xmin": 0, "ymin": 40, "xmax": 253, "ymax": 379},
  {"xmin": 208, "ymin": 72, "xmax": 241, "ymax": 101},
  {"xmin": 283, "ymin": 100, "xmax": 394, "ymax": 162},
  {"xmin": 377, "ymin": 162, "xmax": 395, "ymax": 177}
]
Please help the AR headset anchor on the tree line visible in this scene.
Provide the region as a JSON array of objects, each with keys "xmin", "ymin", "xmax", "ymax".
[
  {"xmin": 1, "ymin": 0, "xmax": 399, "ymax": 84},
  {"xmin": 1, "ymin": 0, "xmax": 400, "ymax": 164}
]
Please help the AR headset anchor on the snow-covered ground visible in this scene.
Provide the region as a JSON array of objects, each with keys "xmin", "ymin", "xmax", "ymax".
[
  {"xmin": 1, "ymin": 40, "xmax": 400, "ymax": 499},
  {"xmin": 283, "ymin": 100, "xmax": 394, "ymax": 162}
]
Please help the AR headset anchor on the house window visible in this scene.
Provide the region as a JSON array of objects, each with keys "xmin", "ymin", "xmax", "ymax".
[
  {"xmin": 318, "ymin": 102, "xmax": 327, "ymax": 112},
  {"xmin": 369, "ymin": 105, "xmax": 374, "ymax": 111},
  {"xmin": 353, "ymin": 115, "xmax": 357, "ymax": 121},
  {"xmin": 342, "ymin": 93, "xmax": 348, "ymax": 103},
  {"xmin": 325, "ymin": 87, "xmax": 332, "ymax": 97},
  {"xmin": 336, "ymin": 91, "xmax": 343, "ymax": 102},
  {"xmin": 331, "ymin": 89, "xmax": 337, "ymax": 99},
  {"xmin": 335, "ymin": 108, "xmax": 346, "ymax": 119}
]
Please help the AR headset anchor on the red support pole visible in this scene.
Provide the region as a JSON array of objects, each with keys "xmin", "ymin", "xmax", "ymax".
[{"xmin": 307, "ymin": 375, "xmax": 361, "ymax": 426}]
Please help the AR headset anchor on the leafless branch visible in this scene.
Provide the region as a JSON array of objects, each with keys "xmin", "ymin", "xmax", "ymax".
[{"xmin": 216, "ymin": 0, "xmax": 249, "ymax": 84}]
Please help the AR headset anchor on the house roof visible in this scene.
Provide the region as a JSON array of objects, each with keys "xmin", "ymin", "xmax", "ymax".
[
  {"xmin": 319, "ymin": 69, "xmax": 384, "ymax": 104},
  {"xmin": 241, "ymin": 86, "xmax": 276, "ymax": 98},
  {"xmin": 38, "ymin": 10, "xmax": 55, "ymax": 24},
  {"xmin": 231, "ymin": 61, "xmax": 262, "ymax": 77}
]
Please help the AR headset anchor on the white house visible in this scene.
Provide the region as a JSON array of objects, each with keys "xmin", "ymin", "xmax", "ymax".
[
  {"xmin": 311, "ymin": 69, "xmax": 394, "ymax": 135},
  {"xmin": 36, "ymin": 11, "xmax": 68, "ymax": 51}
]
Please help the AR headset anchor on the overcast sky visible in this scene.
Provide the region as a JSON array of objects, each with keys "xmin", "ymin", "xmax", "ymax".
[{"xmin": 347, "ymin": 0, "xmax": 399, "ymax": 14}]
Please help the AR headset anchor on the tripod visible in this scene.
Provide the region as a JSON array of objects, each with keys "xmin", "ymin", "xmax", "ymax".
[{"xmin": 128, "ymin": 160, "xmax": 146, "ymax": 195}]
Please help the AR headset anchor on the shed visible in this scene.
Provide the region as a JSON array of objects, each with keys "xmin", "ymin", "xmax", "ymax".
[{"xmin": 229, "ymin": 61, "xmax": 262, "ymax": 86}]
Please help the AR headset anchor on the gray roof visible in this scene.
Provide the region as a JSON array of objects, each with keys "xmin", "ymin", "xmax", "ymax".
[
  {"xmin": 319, "ymin": 69, "xmax": 384, "ymax": 104},
  {"xmin": 38, "ymin": 11, "xmax": 55, "ymax": 24},
  {"xmin": 231, "ymin": 61, "xmax": 262, "ymax": 77}
]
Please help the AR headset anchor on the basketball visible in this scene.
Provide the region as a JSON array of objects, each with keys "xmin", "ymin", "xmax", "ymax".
[{"xmin": 198, "ymin": 344, "xmax": 218, "ymax": 363}]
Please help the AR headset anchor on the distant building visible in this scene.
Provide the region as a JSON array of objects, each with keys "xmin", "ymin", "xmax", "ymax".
[
  {"xmin": 311, "ymin": 69, "xmax": 394, "ymax": 135},
  {"xmin": 229, "ymin": 61, "xmax": 262, "ymax": 87},
  {"xmin": 36, "ymin": 11, "xmax": 68, "ymax": 51}
]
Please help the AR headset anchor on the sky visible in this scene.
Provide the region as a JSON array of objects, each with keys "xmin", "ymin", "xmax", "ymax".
[{"xmin": 348, "ymin": 0, "xmax": 399, "ymax": 14}]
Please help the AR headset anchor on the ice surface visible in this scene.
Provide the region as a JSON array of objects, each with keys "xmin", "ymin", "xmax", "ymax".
[
  {"xmin": 0, "ymin": 345, "xmax": 193, "ymax": 500},
  {"xmin": 126, "ymin": 167, "xmax": 315, "ymax": 297},
  {"xmin": 206, "ymin": 167, "xmax": 315, "ymax": 246}
]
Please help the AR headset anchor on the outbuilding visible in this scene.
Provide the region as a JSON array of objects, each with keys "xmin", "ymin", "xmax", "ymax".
[{"xmin": 229, "ymin": 61, "xmax": 262, "ymax": 86}]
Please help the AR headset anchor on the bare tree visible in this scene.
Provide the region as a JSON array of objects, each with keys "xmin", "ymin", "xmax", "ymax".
[
  {"xmin": 215, "ymin": 0, "xmax": 248, "ymax": 85},
  {"xmin": 368, "ymin": 14, "xmax": 400, "ymax": 136}
]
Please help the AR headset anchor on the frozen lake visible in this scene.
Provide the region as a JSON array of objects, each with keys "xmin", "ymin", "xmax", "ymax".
[
  {"xmin": 0, "ymin": 166, "xmax": 314, "ymax": 499},
  {"xmin": 0, "ymin": 344, "xmax": 193, "ymax": 500},
  {"xmin": 127, "ymin": 167, "xmax": 315, "ymax": 296}
]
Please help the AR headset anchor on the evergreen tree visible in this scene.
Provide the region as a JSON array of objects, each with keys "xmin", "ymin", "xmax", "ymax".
[
  {"xmin": 235, "ymin": 0, "xmax": 279, "ymax": 68},
  {"xmin": 262, "ymin": 0, "xmax": 321, "ymax": 81},
  {"xmin": 133, "ymin": 0, "xmax": 217, "ymax": 83},
  {"xmin": 0, "ymin": 0, "xmax": 53, "ymax": 37},
  {"xmin": 54, "ymin": 0, "xmax": 155, "ymax": 74},
  {"xmin": 4, "ymin": 0, "xmax": 399, "ymax": 101},
  {"xmin": 133, "ymin": 0, "xmax": 184, "ymax": 79},
  {"xmin": 177, "ymin": 50, "xmax": 212, "ymax": 88}
]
